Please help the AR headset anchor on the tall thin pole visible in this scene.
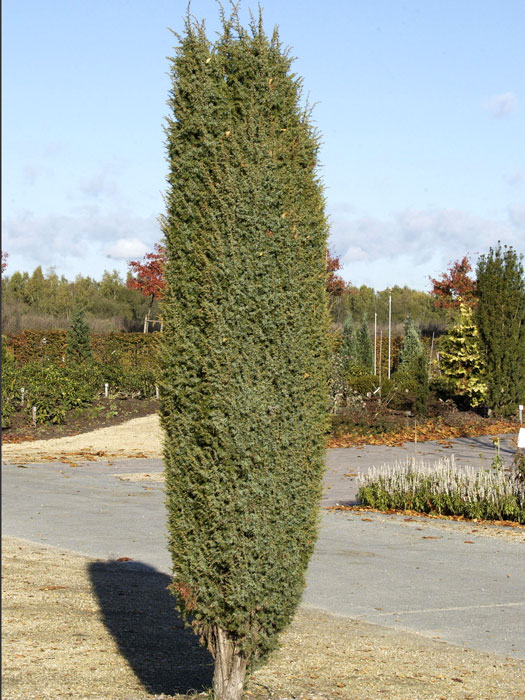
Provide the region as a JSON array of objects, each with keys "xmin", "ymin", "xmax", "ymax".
[
  {"xmin": 373, "ymin": 312, "xmax": 377, "ymax": 376},
  {"xmin": 379, "ymin": 329, "xmax": 383, "ymax": 384},
  {"xmin": 388, "ymin": 294, "xmax": 392, "ymax": 379}
]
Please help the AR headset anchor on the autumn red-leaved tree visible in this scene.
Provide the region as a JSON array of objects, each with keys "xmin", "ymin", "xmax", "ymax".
[
  {"xmin": 429, "ymin": 256, "xmax": 477, "ymax": 309},
  {"xmin": 127, "ymin": 243, "xmax": 166, "ymax": 313},
  {"xmin": 326, "ymin": 250, "xmax": 346, "ymax": 296},
  {"xmin": 1, "ymin": 251, "xmax": 8, "ymax": 273}
]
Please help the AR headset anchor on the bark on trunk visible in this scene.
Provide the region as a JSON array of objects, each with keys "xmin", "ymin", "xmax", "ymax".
[{"xmin": 209, "ymin": 626, "xmax": 248, "ymax": 700}]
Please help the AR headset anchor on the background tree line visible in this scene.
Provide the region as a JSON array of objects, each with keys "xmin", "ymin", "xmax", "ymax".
[
  {"xmin": 330, "ymin": 283, "xmax": 450, "ymax": 333},
  {"xmin": 2, "ymin": 243, "xmax": 522, "ymax": 418},
  {"xmin": 332, "ymin": 245, "xmax": 525, "ymax": 418},
  {"xmin": 1, "ymin": 265, "xmax": 160, "ymax": 333},
  {"xmin": 1, "ymin": 255, "xmax": 452, "ymax": 335}
]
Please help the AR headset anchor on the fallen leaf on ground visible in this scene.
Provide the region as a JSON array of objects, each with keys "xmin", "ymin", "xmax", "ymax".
[
  {"xmin": 328, "ymin": 417, "xmax": 518, "ymax": 448},
  {"xmin": 39, "ymin": 585, "xmax": 66, "ymax": 591}
]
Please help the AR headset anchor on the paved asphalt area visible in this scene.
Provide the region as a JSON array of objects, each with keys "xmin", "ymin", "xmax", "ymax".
[{"xmin": 2, "ymin": 433, "xmax": 524, "ymax": 659}]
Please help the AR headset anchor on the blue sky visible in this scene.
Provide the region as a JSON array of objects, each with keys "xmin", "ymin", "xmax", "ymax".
[{"xmin": 2, "ymin": 0, "xmax": 524, "ymax": 290}]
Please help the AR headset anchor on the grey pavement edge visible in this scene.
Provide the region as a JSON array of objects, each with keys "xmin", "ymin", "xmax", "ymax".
[{"xmin": 2, "ymin": 433, "xmax": 524, "ymax": 659}]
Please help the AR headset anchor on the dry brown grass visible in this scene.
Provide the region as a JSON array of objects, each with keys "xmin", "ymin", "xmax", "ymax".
[{"xmin": 3, "ymin": 537, "xmax": 524, "ymax": 700}]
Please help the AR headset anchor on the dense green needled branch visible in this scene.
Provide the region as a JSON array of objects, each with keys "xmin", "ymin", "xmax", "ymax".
[{"xmin": 160, "ymin": 8, "xmax": 331, "ymax": 700}]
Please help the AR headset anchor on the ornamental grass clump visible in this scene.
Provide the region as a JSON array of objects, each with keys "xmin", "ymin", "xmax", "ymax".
[{"xmin": 357, "ymin": 456, "xmax": 525, "ymax": 523}]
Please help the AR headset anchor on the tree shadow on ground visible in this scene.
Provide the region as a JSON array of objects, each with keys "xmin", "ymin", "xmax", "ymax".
[
  {"xmin": 89, "ymin": 560, "xmax": 213, "ymax": 696},
  {"xmin": 455, "ymin": 434, "xmax": 517, "ymax": 457}
]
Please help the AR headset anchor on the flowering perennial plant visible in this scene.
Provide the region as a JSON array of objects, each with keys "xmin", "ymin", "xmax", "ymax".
[{"xmin": 357, "ymin": 456, "xmax": 525, "ymax": 523}]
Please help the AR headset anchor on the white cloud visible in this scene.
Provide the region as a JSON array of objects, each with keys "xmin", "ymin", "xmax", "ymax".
[
  {"xmin": 2, "ymin": 209, "xmax": 159, "ymax": 276},
  {"xmin": 483, "ymin": 92, "xmax": 517, "ymax": 118},
  {"xmin": 106, "ymin": 237, "xmax": 148, "ymax": 260},
  {"xmin": 329, "ymin": 205, "xmax": 523, "ymax": 289}
]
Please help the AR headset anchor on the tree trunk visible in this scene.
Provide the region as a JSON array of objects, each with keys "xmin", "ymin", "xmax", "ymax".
[
  {"xmin": 144, "ymin": 293, "xmax": 155, "ymax": 334},
  {"xmin": 209, "ymin": 626, "xmax": 248, "ymax": 700}
]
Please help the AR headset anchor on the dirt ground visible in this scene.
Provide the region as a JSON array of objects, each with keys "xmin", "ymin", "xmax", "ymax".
[
  {"xmin": 3, "ymin": 398, "xmax": 160, "ymax": 444},
  {"xmin": 3, "ymin": 536, "xmax": 524, "ymax": 700},
  {"xmin": 1, "ymin": 414, "xmax": 164, "ymax": 463}
]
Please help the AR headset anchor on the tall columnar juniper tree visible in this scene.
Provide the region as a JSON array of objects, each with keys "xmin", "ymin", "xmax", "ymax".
[
  {"xmin": 398, "ymin": 315, "xmax": 422, "ymax": 373},
  {"xmin": 475, "ymin": 244, "xmax": 525, "ymax": 416},
  {"xmin": 355, "ymin": 315, "xmax": 374, "ymax": 372},
  {"xmin": 66, "ymin": 306, "xmax": 92, "ymax": 364},
  {"xmin": 160, "ymin": 11, "xmax": 331, "ymax": 700},
  {"xmin": 412, "ymin": 353, "xmax": 430, "ymax": 416},
  {"xmin": 339, "ymin": 312, "xmax": 357, "ymax": 371}
]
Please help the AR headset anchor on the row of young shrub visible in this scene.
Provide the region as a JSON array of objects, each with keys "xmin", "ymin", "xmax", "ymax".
[
  {"xmin": 332, "ymin": 366, "xmax": 434, "ymax": 418},
  {"xmin": 1, "ymin": 355, "xmax": 158, "ymax": 428},
  {"xmin": 357, "ymin": 456, "xmax": 525, "ymax": 523}
]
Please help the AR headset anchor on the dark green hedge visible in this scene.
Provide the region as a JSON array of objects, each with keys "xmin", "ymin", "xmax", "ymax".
[{"xmin": 5, "ymin": 330, "xmax": 160, "ymax": 370}]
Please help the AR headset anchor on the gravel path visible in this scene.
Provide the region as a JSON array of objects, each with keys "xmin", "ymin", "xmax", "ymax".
[{"xmin": 1, "ymin": 414, "xmax": 164, "ymax": 463}]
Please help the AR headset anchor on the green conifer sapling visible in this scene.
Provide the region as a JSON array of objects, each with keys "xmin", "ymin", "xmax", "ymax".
[
  {"xmin": 475, "ymin": 244, "xmax": 525, "ymax": 416},
  {"xmin": 66, "ymin": 307, "xmax": 92, "ymax": 364}
]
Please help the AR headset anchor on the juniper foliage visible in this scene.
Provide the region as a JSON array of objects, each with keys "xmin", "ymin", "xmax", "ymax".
[
  {"xmin": 398, "ymin": 315, "xmax": 422, "ymax": 372},
  {"xmin": 160, "ymin": 11, "xmax": 330, "ymax": 698},
  {"xmin": 66, "ymin": 307, "xmax": 92, "ymax": 364},
  {"xmin": 339, "ymin": 312, "xmax": 357, "ymax": 370},
  {"xmin": 355, "ymin": 315, "xmax": 373, "ymax": 371},
  {"xmin": 412, "ymin": 352, "xmax": 429, "ymax": 416},
  {"xmin": 475, "ymin": 244, "xmax": 525, "ymax": 416}
]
